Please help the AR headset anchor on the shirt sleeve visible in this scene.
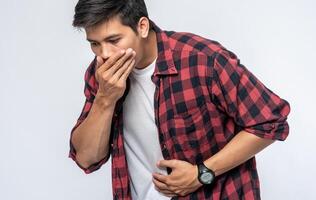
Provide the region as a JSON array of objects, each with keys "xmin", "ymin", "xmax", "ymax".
[
  {"xmin": 209, "ymin": 49, "xmax": 290, "ymax": 140},
  {"xmin": 68, "ymin": 58, "xmax": 111, "ymax": 174}
]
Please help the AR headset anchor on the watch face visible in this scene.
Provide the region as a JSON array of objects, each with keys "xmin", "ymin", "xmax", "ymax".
[{"xmin": 201, "ymin": 172, "xmax": 214, "ymax": 184}]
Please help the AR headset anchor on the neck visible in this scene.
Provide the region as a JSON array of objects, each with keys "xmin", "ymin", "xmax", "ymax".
[{"xmin": 135, "ymin": 30, "xmax": 158, "ymax": 69}]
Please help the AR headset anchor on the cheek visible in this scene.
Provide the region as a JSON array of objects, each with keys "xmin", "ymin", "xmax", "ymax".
[
  {"xmin": 91, "ymin": 47, "xmax": 98, "ymax": 55},
  {"xmin": 91, "ymin": 45, "xmax": 121, "ymax": 57},
  {"xmin": 119, "ymin": 36, "xmax": 140, "ymax": 51},
  {"xmin": 117, "ymin": 43, "xmax": 133, "ymax": 51}
]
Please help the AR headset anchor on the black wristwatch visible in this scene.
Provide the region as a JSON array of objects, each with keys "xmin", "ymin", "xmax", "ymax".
[{"xmin": 197, "ymin": 162, "xmax": 215, "ymax": 185}]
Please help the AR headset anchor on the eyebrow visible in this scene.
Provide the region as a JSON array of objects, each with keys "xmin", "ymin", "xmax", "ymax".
[{"xmin": 86, "ymin": 34, "xmax": 122, "ymax": 43}]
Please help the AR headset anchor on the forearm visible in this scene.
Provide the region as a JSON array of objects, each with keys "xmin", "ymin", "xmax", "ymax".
[
  {"xmin": 71, "ymin": 94, "xmax": 116, "ymax": 167},
  {"xmin": 204, "ymin": 130, "xmax": 275, "ymax": 177}
]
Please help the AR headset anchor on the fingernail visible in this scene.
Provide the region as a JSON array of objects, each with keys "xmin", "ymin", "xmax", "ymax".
[{"xmin": 126, "ymin": 48, "xmax": 132, "ymax": 53}]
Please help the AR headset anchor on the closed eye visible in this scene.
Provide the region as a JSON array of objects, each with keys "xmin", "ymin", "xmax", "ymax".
[
  {"xmin": 108, "ymin": 38, "xmax": 120, "ymax": 44},
  {"xmin": 90, "ymin": 42, "xmax": 98, "ymax": 46}
]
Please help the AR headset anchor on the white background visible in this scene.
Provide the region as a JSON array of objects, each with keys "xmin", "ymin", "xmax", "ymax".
[{"xmin": 1, "ymin": 0, "xmax": 315, "ymax": 199}]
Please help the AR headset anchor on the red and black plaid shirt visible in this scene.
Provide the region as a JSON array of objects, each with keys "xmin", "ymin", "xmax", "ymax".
[{"xmin": 69, "ymin": 21, "xmax": 290, "ymax": 200}]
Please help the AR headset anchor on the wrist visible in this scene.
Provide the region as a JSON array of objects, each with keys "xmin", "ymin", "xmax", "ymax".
[
  {"xmin": 203, "ymin": 158, "xmax": 218, "ymax": 177},
  {"xmin": 193, "ymin": 165, "xmax": 203, "ymax": 187},
  {"xmin": 95, "ymin": 93, "xmax": 116, "ymax": 110}
]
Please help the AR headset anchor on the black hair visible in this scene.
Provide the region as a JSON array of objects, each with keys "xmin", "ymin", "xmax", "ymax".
[{"xmin": 72, "ymin": 0, "xmax": 152, "ymax": 33}]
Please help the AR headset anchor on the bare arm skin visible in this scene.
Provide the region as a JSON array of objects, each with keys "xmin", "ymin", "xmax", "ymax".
[
  {"xmin": 204, "ymin": 130, "xmax": 275, "ymax": 177},
  {"xmin": 71, "ymin": 48, "xmax": 136, "ymax": 168}
]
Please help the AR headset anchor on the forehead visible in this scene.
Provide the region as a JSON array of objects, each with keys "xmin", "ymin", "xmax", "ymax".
[{"xmin": 85, "ymin": 17, "xmax": 133, "ymax": 39}]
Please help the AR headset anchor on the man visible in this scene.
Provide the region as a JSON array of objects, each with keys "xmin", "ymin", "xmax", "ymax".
[{"xmin": 68, "ymin": 0, "xmax": 290, "ymax": 199}]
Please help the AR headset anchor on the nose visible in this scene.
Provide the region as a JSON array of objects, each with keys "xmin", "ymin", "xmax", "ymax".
[{"xmin": 99, "ymin": 44, "xmax": 112, "ymax": 60}]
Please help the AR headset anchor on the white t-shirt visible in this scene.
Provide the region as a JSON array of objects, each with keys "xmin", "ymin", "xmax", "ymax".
[{"xmin": 123, "ymin": 58, "xmax": 170, "ymax": 200}]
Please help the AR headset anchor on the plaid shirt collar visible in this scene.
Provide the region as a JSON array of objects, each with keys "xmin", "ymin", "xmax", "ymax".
[{"xmin": 150, "ymin": 20, "xmax": 178, "ymax": 79}]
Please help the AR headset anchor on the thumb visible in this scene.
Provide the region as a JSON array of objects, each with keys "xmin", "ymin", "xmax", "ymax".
[{"xmin": 157, "ymin": 159, "xmax": 177, "ymax": 169}]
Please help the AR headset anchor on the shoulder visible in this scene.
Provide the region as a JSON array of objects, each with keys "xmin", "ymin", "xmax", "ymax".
[
  {"xmin": 165, "ymin": 30, "xmax": 225, "ymax": 56},
  {"xmin": 164, "ymin": 31, "xmax": 239, "ymax": 70},
  {"xmin": 165, "ymin": 30, "xmax": 240, "ymax": 67}
]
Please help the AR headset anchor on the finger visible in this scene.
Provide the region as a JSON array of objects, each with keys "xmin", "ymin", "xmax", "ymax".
[
  {"xmin": 157, "ymin": 160, "xmax": 177, "ymax": 169},
  {"xmin": 164, "ymin": 193, "xmax": 177, "ymax": 198},
  {"xmin": 107, "ymin": 48, "xmax": 134, "ymax": 75},
  {"xmin": 153, "ymin": 179, "xmax": 178, "ymax": 197},
  {"xmin": 152, "ymin": 173, "xmax": 168, "ymax": 183},
  {"xmin": 110, "ymin": 57, "xmax": 135, "ymax": 83},
  {"xmin": 109, "ymin": 50, "xmax": 135, "ymax": 79},
  {"xmin": 98, "ymin": 49, "xmax": 126, "ymax": 72},
  {"xmin": 119, "ymin": 57, "xmax": 136, "ymax": 81},
  {"xmin": 152, "ymin": 177, "xmax": 169, "ymax": 190},
  {"xmin": 94, "ymin": 56, "xmax": 104, "ymax": 78},
  {"xmin": 96, "ymin": 56, "xmax": 104, "ymax": 68},
  {"xmin": 156, "ymin": 187, "xmax": 177, "ymax": 198},
  {"xmin": 163, "ymin": 193, "xmax": 177, "ymax": 198}
]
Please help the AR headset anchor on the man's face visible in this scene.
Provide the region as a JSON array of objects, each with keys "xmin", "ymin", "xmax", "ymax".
[{"xmin": 85, "ymin": 16, "xmax": 144, "ymax": 65}]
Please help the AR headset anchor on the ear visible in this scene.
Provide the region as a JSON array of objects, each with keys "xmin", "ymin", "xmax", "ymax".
[{"xmin": 137, "ymin": 17, "xmax": 150, "ymax": 38}]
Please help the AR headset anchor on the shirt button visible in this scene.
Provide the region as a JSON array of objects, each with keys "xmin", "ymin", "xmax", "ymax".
[{"xmin": 163, "ymin": 145, "xmax": 169, "ymax": 152}]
